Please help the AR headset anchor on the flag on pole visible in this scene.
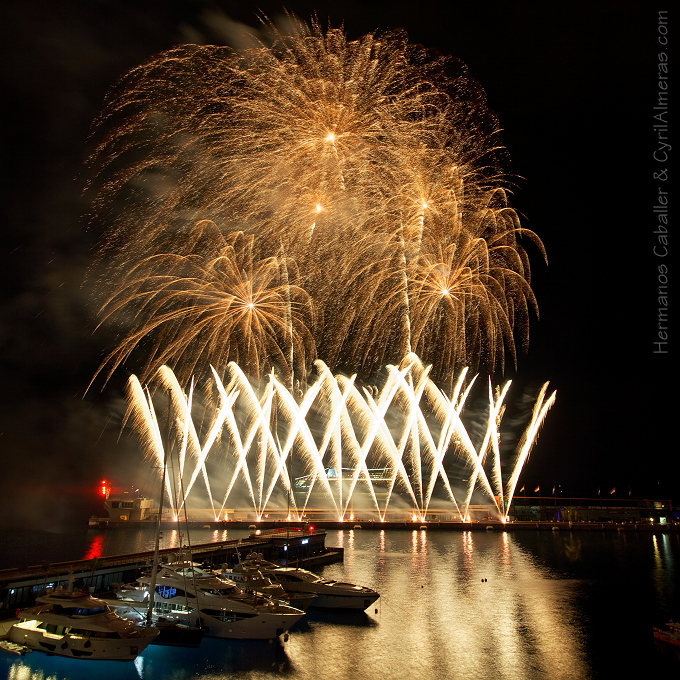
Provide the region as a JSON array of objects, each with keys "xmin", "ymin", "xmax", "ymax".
[
  {"xmin": 534, "ymin": 485, "xmax": 540, "ymax": 493},
  {"xmin": 610, "ymin": 487, "xmax": 616, "ymax": 495}
]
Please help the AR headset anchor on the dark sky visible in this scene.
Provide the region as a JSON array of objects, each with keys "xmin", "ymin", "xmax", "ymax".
[{"xmin": 1, "ymin": 0, "xmax": 675, "ymax": 528}]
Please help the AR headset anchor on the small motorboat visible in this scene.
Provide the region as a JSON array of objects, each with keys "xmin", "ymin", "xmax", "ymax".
[
  {"xmin": 0, "ymin": 639, "xmax": 31, "ymax": 656},
  {"xmin": 7, "ymin": 588, "xmax": 158, "ymax": 661}
]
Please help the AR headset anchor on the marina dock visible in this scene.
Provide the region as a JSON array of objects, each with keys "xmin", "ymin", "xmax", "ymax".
[{"xmin": 0, "ymin": 528, "xmax": 342, "ymax": 618}]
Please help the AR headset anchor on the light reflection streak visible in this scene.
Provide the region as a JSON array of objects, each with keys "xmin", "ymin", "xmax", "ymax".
[
  {"xmin": 305, "ymin": 530, "xmax": 589, "ymax": 680},
  {"xmin": 500, "ymin": 530, "xmax": 510, "ymax": 565},
  {"xmin": 652, "ymin": 535, "xmax": 662, "ymax": 568},
  {"xmin": 84, "ymin": 534, "xmax": 104, "ymax": 560}
]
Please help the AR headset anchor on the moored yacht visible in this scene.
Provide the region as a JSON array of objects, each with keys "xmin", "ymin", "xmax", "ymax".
[
  {"xmin": 115, "ymin": 563, "xmax": 304, "ymax": 640},
  {"xmin": 7, "ymin": 589, "xmax": 158, "ymax": 660},
  {"xmin": 225, "ymin": 553, "xmax": 380, "ymax": 611},
  {"xmin": 221, "ymin": 563, "xmax": 317, "ymax": 611}
]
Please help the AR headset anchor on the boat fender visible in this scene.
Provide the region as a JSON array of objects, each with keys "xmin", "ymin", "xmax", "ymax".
[
  {"xmin": 84, "ymin": 641, "xmax": 91, "ymax": 648},
  {"xmin": 61, "ymin": 642, "xmax": 68, "ymax": 650}
]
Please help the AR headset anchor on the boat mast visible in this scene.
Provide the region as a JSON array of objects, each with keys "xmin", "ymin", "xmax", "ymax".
[{"xmin": 146, "ymin": 393, "xmax": 170, "ymax": 625}]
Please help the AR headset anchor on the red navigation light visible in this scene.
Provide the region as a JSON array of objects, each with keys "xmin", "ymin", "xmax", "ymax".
[
  {"xmin": 99, "ymin": 480, "xmax": 109, "ymax": 498},
  {"xmin": 308, "ymin": 525, "xmax": 314, "ymax": 532}
]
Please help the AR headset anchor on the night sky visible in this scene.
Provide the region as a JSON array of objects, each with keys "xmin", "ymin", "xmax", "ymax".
[{"xmin": 1, "ymin": 1, "xmax": 675, "ymax": 529}]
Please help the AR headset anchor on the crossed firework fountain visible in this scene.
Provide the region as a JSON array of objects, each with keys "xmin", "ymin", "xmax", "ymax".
[{"xmin": 126, "ymin": 354, "xmax": 555, "ymax": 524}]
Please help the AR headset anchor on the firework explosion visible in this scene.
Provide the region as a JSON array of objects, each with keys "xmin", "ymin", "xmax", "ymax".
[{"xmin": 89, "ymin": 19, "xmax": 545, "ymax": 386}]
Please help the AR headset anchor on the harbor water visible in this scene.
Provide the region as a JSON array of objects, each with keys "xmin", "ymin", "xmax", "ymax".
[{"xmin": 1, "ymin": 527, "xmax": 678, "ymax": 679}]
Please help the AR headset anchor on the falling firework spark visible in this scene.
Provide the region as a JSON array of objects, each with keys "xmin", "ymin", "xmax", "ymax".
[{"xmin": 89, "ymin": 18, "xmax": 545, "ymax": 385}]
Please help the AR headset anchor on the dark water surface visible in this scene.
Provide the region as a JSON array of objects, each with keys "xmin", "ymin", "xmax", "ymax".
[{"xmin": 1, "ymin": 527, "xmax": 678, "ymax": 679}]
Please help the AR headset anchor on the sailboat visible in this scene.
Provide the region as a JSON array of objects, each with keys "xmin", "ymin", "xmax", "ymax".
[{"xmin": 112, "ymin": 394, "xmax": 205, "ymax": 647}]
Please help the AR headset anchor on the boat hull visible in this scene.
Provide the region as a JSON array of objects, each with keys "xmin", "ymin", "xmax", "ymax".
[
  {"xmin": 7, "ymin": 623, "xmax": 154, "ymax": 661},
  {"xmin": 198, "ymin": 610, "xmax": 303, "ymax": 640},
  {"xmin": 308, "ymin": 592, "xmax": 380, "ymax": 610}
]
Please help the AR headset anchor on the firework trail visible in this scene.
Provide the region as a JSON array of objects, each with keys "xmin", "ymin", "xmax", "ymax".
[{"xmin": 88, "ymin": 18, "xmax": 545, "ymax": 386}]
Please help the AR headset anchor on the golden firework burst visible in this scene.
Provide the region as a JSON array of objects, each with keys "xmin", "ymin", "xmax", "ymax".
[{"xmin": 89, "ymin": 18, "xmax": 545, "ymax": 384}]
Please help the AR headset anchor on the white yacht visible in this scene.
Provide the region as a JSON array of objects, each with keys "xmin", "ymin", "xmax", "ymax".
[
  {"xmin": 221, "ymin": 563, "xmax": 317, "ymax": 611},
  {"xmin": 7, "ymin": 589, "xmax": 158, "ymax": 661},
  {"xmin": 115, "ymin": 564, "xmax": 304, "ymax": 640},
  {"xmin": 228, "ymin": 553, "xmax": 380, "ymax": 611}
]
